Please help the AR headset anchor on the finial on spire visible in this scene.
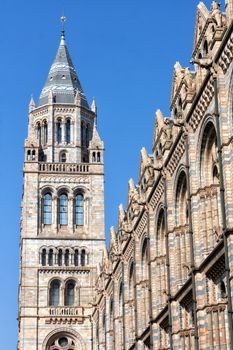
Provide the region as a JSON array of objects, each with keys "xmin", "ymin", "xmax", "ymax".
[{"xmin": 60, "ymin": 15, "xmax": 66, "ymax": 43}]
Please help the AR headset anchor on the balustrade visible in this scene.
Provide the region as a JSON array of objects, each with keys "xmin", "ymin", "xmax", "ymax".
[{"xmin": 39, "ymin": 162, "xmax": 89, "ymax": 174}]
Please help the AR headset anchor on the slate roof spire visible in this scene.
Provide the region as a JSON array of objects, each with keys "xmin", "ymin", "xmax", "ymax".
[{"xmin": 38, "ymin": 17, "xmax": 89, "ymax": 108}]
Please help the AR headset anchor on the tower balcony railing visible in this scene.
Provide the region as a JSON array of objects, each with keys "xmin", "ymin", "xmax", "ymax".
[
  {"xmin": 49, "ymin": 306, "xmax": 84, "ymax": 317},
  {"xmin": 39, "ymin": 162, "xmax": 89, "ymax": 174}
]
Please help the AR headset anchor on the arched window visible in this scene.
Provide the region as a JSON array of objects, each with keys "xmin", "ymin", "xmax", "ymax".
[
  {"xmin": 58, "ymin": 249, "xmax": 62, "ymax": 266},
  {"xmin": 65, "ymin": 281, "xmax": 75, "ymax": 306},
  {"xmin": 81, "ymin": 122, "xmax": 85, "ymax": 146},
  {"xmin": 65, "ymin": 249, "xmax": 69, "ymax": 266},
  {"xmin": 41, "ymin": 249, "xmax": 46, "ymax": 266},
  {"xmin": 43, "ymin": 193, "xmax": 52, "ymax": 225},
  {"xmin": 86, "ymin": 124, "xmax": 89, "ymax": 147},
  {"xmin": 66, "ymin": 119, "xmax": 71, "ymax": 144},
  {"xmin": 74, "ymin": 250, "xmax": 79, "ymax": 266},
  {"xmin": 203, "ymin": 39, "xmax": 208, "ymax": 56},
  {"xmin": 176, "ymin": 172, "xmax": 188, "ymax": 226},
  {"xmin": 97, "ymin": 152, "xmax": 101, "ymax": 163},
  {"xmin": 49, "ymin": 280, "xmax": 60, "ymax": 306},
  {"xmin": 48, "ymin": 249, "xmax": 53, "ymax": 266},
  {"xmin": 43, "ymin": 121, "xmax": 48, "ymax": 145},
  {"xmin": 59, "ymin": 193, "xmax": 68, "ymax": 225},
  {"xmin": 32, "ymin": 150, "xmax": 36, "ymax": 160},
  {"xmin": 27, "ymin": 150, "xmax": 31, "ymax": 161},
  {"xmin": 81, "ymin": 249, "xmax": 85, "ymax": 266},
  {"xmin": 37, "ymin": 123, "xmax": 41, "ymax": 145},
  {"xmin": 156, "ymin": 209, "xmax": 165, "ymax": 256},
  {"xmin": 142, "ymin": 238, "xmax": 149, "ymax": 279},
  {"xmin": 60, "ymin": 152, "xmax": 66, "ymax": 163},
  {"xmin": 57, "ymin": 120, "xmax": 62, "ymax": 144},
  {"xmin": 129, "ymin": 262, "xmax": 134, "ymax": 299},
  {"xmin": 92, "ymin": 152, "xmax": 96, "ymax": 162},
  {"xmin": 75, "ymin": 194, "xmax": 84, "ymax": 226}
]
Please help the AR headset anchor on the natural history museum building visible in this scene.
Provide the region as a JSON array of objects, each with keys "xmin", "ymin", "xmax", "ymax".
[{"xmin": 18, "ymin": 1, "xmax": 233, "ymax": 349}]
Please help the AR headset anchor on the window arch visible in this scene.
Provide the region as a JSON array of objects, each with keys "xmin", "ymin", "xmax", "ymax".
[
  {"xmin": 43, "ymin": 193, "xmax": 52, "ymax": 225},
  {"xmin": 59, "ymin": 193, "xmax": 68, "ymax": 225},
  {"xmin": 49, "ymin": 280, "xmax": 60, "ymax": 306},
  {"xmin": 57, "ymin": 119, "xmax": 62, "ymax": 144},
  {"xmin": 75, "ymin": 193, "xmax": 84, "ymax": 226},
  {"xmin": 65, "ymin": 281, "xmax": 75, "ymax": 306},
  {"xmin": 66, "ymin": 119, "xmax": 71, "ymax": 144}
]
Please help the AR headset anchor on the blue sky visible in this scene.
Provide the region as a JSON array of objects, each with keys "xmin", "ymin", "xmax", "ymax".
[{"xmin": 0, "ymin": 0, "xmax": 214, "ymax": 348}]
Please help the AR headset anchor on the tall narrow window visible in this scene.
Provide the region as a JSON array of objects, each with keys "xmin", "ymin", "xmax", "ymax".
[
  {"xmin": 37, "ymin": 124, "xmax": 41, "ymax": 145},
  {"xmin": 58, "ymin": 249, "xmax": 62, "ymax": 266},
  {"xmin": 43, "ymin": 121, "xmax": 48, "ymax": 145},
  {"xmin": 57, "ymin": 120, "xmax": 62, "ymax": 144},
  {"xmin": 66, "ymin": 119, "xmax": 71, "ymax": 144},
  {"xmin": 75, "ymin": 194, "xmax": 84, "ymax": 226},
  {"xmin": 43, "ymin": 193, "xmax": 52, "ymax": 225},
  {"xmin": 81, "ymin": 122, "xmax": 85, "ymax": 146},
  {"xmin": 48, "ymin": 249, "xmax": 53, "ymax": 266},
  {"xmin": 41, "ymin": 249, "xmax": 46, "ymax": 266},
  {"xmin": 74, "ymin": 250, "xmax": 79, "ymax": 266},
  {"xmin": 97, "ymin": 152, "xmax": 101, "ymax": 163},
  {"xmin": 59, "ymin": 194, "xmax": 68, "ymax": 225},
  {"xmin": 65, "ymin": 249, "xmax": 69, "ymax": 266},
  {"xmin": 86, "ymin": 125, "xmax": 89, "ymax": 147},
  {"xmin": 65, "ymin": 281, "xmax": 75, "ymax": 306},
  {"xmin": 60, "ymin": 152, "xmax": 66, "ymax": 163},
  {"xmin": 81, "ymin": 249, "xmax": 85, "ymax": 266},
  {"xmin": 49, "ymin": 280, "xmax": 60, "ymax": 306}
]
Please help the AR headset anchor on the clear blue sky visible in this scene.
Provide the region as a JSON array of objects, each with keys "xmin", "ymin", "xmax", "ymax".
[{"xmin": 0, "ymin": 0, "xmax": 214, "ymax": 348}]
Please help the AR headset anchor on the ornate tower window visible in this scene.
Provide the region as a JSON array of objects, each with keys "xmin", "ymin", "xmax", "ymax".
[
  {"xmin": 65, "ymin": 281, "xmax": 75, "ymax": 306},
  {"xmin": 49, "ymin": 280, "xmax": 60, "ymax": 306},
  {"xmin": 48, "ymin": 249, "xmax": 53, "ymax": 266},
  {"xmin": 65, "ymin": 249, "xmax": 69, "ymax": 266},
  {"xmin": 57, "ymin": 119, "xmax": 62, "ymax": 144},
  {"xmin": 86, "ymin": 124, "xmax": 89, "ymax": 147},
  {"xmin": 43, "ymin": 120, "xmax": 48, "ymax": 145},
  {"xmin": 41, "ymin": 249, "xmax": 46, "ymax": 266},
  {"xmin": 37, "ymin": 123, "xmax": 41, "ymax": 145},
  {"xmin": 60, "ymin": 151, "xmax": 67, "ymax": 163},
  {"xmin": 74, "ymin": 250, "xmax": 79, "ymax": 266},
  {"xmin": 43, "ymin": 193, "xmax": 52, "ymax": 225},
  {"xmin": 66, "ymin": 119, "xmax": 71, "ymax": 144},
  {"xmin": 58, "ymin": 249, "xmax": 63, "ymax": 266},
  {"xmin": 80, "ymin": 249, "xmax": 85, "ymax": 266},
  {"xmin": 59, "ymin": 193, "xmax": 68, "ymax": 225},
  {"xmin": 75, "ymin": 193, "xmax": 84, "ymax": 226}
]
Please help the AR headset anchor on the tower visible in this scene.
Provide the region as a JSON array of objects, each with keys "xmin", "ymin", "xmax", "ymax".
[{"xmin": 18, "ymin": 23, "xmax": 106, "ymax": 350}]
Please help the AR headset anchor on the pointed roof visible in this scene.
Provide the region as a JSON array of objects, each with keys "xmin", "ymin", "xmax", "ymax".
[{"xmin": 38, "ymin": 32, "xmax": 89, "ymax": 108}]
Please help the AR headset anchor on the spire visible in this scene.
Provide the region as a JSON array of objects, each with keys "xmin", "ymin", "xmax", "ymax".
[{"xmin": 38, "ymin": 18, "xmax": 89, "ymax": 108}]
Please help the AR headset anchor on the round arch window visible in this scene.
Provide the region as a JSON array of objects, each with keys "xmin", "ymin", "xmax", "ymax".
[{"xmin": 47, "ymin": 335, "xmax": 76, "ymax": 350}]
